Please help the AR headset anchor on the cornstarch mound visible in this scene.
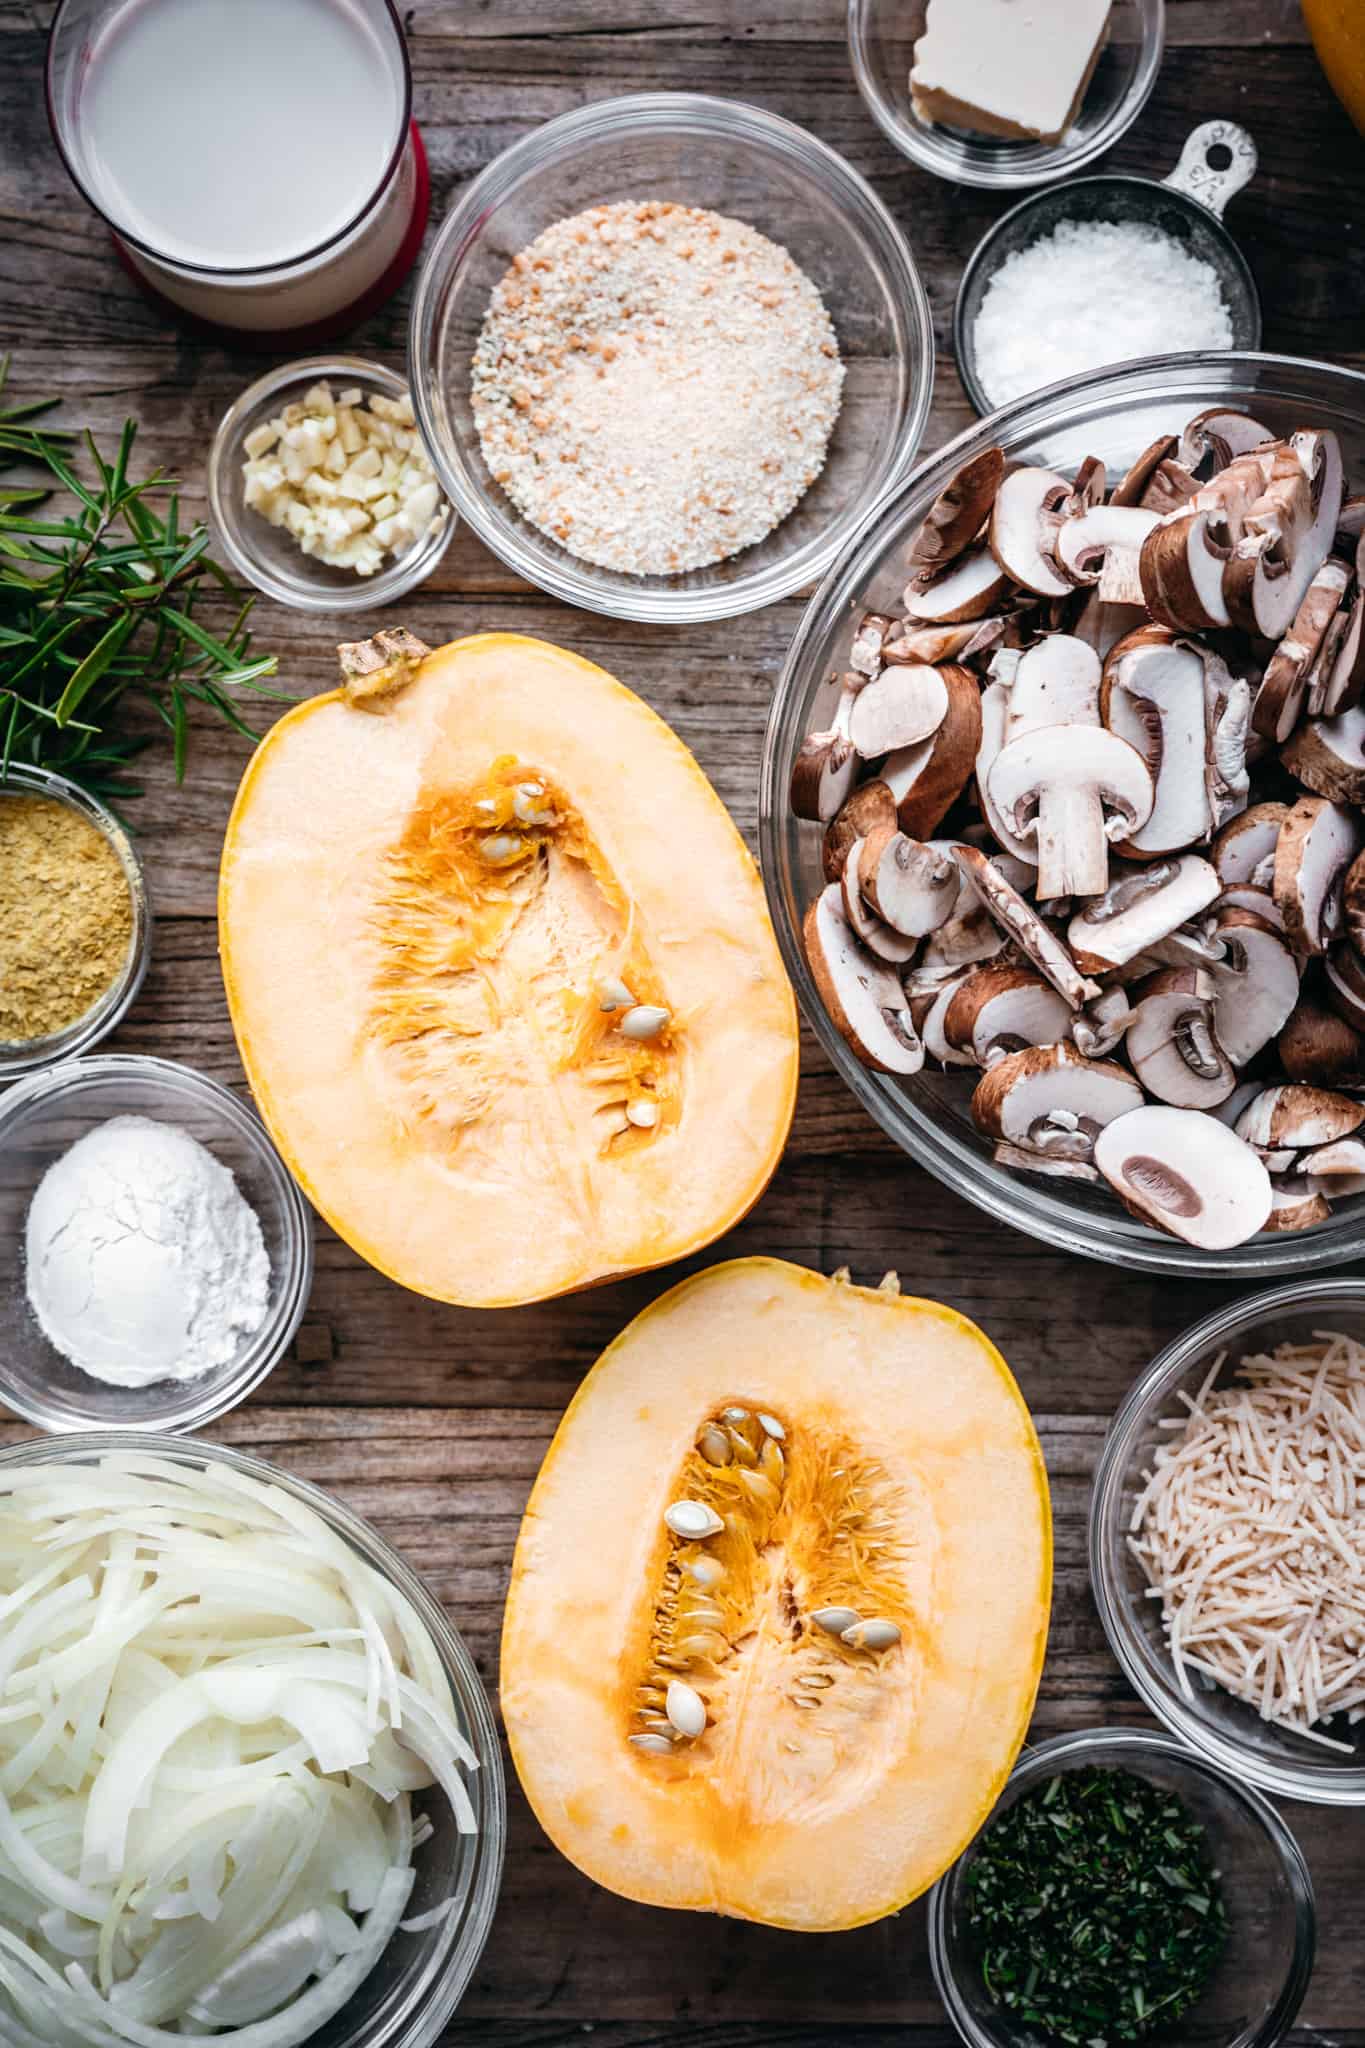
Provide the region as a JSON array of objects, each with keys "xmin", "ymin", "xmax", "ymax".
[{"xmin": 471, "ymin": 199, "xmax": 844, "ymax": 576}]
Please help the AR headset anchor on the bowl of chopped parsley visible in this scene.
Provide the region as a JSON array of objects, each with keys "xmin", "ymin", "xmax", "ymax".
[{"xmin": 928, "ymin": 1729, "xmax": 1315, "ymax": 2048}]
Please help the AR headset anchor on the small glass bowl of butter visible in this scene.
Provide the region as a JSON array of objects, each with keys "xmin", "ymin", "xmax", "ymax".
[{"xmin": 848, "ymin": 0, "xmax": 1164, "ymax": 191}]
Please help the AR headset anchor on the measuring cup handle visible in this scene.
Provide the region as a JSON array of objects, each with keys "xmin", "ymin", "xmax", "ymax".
[{"xmin": 1161, "ymin": 121, "xmax": 1258, "ymax": 219}]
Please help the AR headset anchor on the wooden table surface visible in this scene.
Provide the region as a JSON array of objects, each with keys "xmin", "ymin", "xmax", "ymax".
[{"xmin": 5, "ymin": 1, "xmax": 1365, "ymax": 2041}]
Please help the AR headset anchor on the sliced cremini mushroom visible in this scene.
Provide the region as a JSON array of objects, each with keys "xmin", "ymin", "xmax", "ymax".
[
  {"xmin": 1093, "ymin": 1106, "xmax": 1273, "ymax": 1248},
  {"xmin": 1279, "ymin": 992, "xmax": 1365, "ymax": 1087},
  {"xmin": 1324, "ymin": 935, "xmax": 1365, "ymax": 1032},
  {"xmin": 1236, "ymin": 1082, "xmax": 1364, "ymax": 1153},
  {"xmin": 1252, "ymin": 555, "xmax": 1353, "ymax": 742},
  {"xmin": 1072, "ymin": 589, "xmax": 1148, "ymax": 661},
  {"xmin": 882, "ymin": 664, "xmax": 983, "ymax": 838},
  {"xmin": 992, "ymin": 1140, "xmax": 1099, "ymax": 1184},
  {"xmin": 1003, "ymin": 633, "xmax": 1101, "ymax": 740},
  {"xmin": 916, "ymin": 889, "xmax": 1008, "ymax": 980},
  {"xmin": 1204, "ymin": 907, "xmax": 1301, "ymax": 1068},
  {"xmin": 902, "ymin": 543, "xmax": 1011, "ymax": 624},
  {"xmin": 847, "ymin": 663, "xmax": 949, "ymax": 758},
  {"xmin": 1261, "ymin": 1175, "xmax": 1332, "ymax": 1233},
  {"xmin": 1071, "ymin": 983, "xmax": 1133, "ymax": 1058},
  {"xmin": 988, "ymin": 467, "xmax": 1074, "ymax": 598},
  {"xmin": 904, "ymin": 447, "xmax": 1005, "ymax": 577},
  {"xmin": 1344, "ymin": 849, "xmax": 1365, "ymax": 953},
  {"xmin": 882, "ymin": 618, "xmax": 1005, "ymax": 666},
  {"xmin": 803, "ymin": 884, "xmax": 924, "ymax": 1076},
  {"xmin": 1177, "ymin": 407, "xmax": 1273, "ymax": 475},
  {"xmin": 1125, "ymin": 967, "xmax": 1235, "ymax": 1109},
  {"xmin": 1224, "ymin": 430, "xmax": 1344, "ymax": 642},
  {"xmin": 857, "ymin": 827, "xmax": 960, "ymax": 937},
  {"xmin": 1053, "ymin": 505, "xmax": 1161, "ymax": 598},
  {"xmin": 1111, "ymin": 435, "xmax": 1179, "ymax": 509},
  {"xmin": 1303, "ymin": 1135, "xmax": 1365, "ymax": 1199},
  {"xmin": 951, "ymin": 844, "xmax": 1099, "ymax": 1009},
  {"xmin": 790, "ymin": 683, "xmax": 858, "ymax": 823},
  {"xmin": 1212, "ymin": 801, "xmax": 1288, "ymax": 888},
  {"xmin": 1139, "ymin": 447, "xmax": 1277, "ymax": 631},
  {"xmin": 1273, "ymin": 794, "xmax": 1364, "ymax": 955},
  {"xmin": 1067, "ymin": 855, "xmax": 1221, "ymax": 975},
  {"xmin": 943, "ymin": 964, "xmax": 1073, "ymax": 1068},
  {"xmin": 1309, "ymin": 586, "xmax": 1365, "ymax": 719},
  {"xmin": 1281, "ymin": 703, "xmax": 1365, "ymax": 806},
  {"xmin": 1203, "ymin": 652, "xmax": 1252, "ymax": 833},
  {"xmin": 822, "ymin": 778, "xmax": 898, "ymax": 884},
  {"xmin": 849, "ymin": 611, "xmax": 895, "ymax": 678},
  {"xmin": 840, "ymin": 842, "xmax": 919, "ymax": 964},
  {"xmin": 1100, "ymin": 626, "xmax": 1215, "ymax": 856},
  {"xmin": 976, "ymin": 680, "xmax": 1038, "ymax": 869},
  {"xmin": 1216, "ymin": 883, "xmax": 1286, "ymax": 932},
  {"xmin": 971, "ymin": 1042, "xmax": 1144, "ymax": 1162},
  {"xmin": 916, "ymin": 968, "xmax": 979, "ymax": 1069},
  {"xmin": 987, "ymin": 724, "xmax": 1154, "ymax": 900}
]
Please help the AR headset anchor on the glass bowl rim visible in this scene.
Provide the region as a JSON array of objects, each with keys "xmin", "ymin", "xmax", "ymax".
[
  {"xmin": 927, "ymin": 1725, "xmax": 1316, "ymax": 2048},
  {"xmin": 0, "ymin": 1051, "xmax": 315, "ymax": 1435},
  {"xmin": 0, "ymin": 1428, "xmax": 507, "ymax": 2043},
  {"xmin": 1089, "ymin": 1276, "xmax": 1365, "ymax": 1804},
  {"xmin": 845, "ymin": 0, "xmax": 1167, "ymax": 192},
  {"xmin": 759, "ymin": 347, "xmax": 1365, "ymax": 1279},
  {"xmin": 0, "ymin": 763, "xmax": 151, "ymax": 1079},
  {"xmin": 206, "ymin": 353, "xmax": 454, "ymax": 614},
  {"xmin": 406, "ymin": 88, "xmax": 935, "ymax": 624}
]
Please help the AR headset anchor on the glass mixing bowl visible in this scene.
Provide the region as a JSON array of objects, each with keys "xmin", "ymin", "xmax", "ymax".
[
  {"xmin": 928, "ymin": 1727, "xmax": 1315, "ymax": 2048},
  {"xmin": 0, "ymin": 1433, "xmax": 506, "ymax": 2046},
  {"xmin": 408, "ymin": 92, "xmax": 933, "ymax": 623},
  {"xmin": 759, "ymin": 350, "xmax": 1365, "ymax": 1278},
  {"xmin": 1091, "ymin": 1280, "xmax": 1365, "ymax": 1804}
]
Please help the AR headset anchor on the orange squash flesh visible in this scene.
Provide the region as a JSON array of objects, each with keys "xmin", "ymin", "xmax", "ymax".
[
  {"xmin": 501, "ymin": 1258, "xmax": 1052, "ymax": 1931},
  {"xmin": 218, "ymin": 634, "xmax": 798, "ymax": 1308}
]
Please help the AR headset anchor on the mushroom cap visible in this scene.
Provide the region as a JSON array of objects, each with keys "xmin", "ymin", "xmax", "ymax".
[
  {"xmin": 1177, "ymin": 407, "xmax": 1273, "ymax": 475},
  {"xmin": 1279, "ymin": 993, "xmax": 1365, "ymax": 1087},
  {"xmin": 1068, "ymin": 855, "xmax": 1221, "ymax": 975},
  {"xmin": 1206, "ymin": 908, "xmax": 1301, "ymax": 1068},
  {"xmin": 971, "ymin": 1042, "xmax": 1143, "ymax": 1154},
  {"xmin": 1125, "ymin": 966, "xmax": 1236, "ymax": 1110},
  {"xmin": 1253, "ymin": 555, "xmax": 1352, "ymax": 743},
  {"xmin": 790, "ymin": 716, "xmax": 858, "ymax": 823},
  {"xmin": 1235, "ymin": 1082, "xmax": 1364, "ymax": 1152},
  {"xmin": 1054, "ymin": 504, "xmax": 1161, "ymax": 586},
  {"xmin": 882, "ymin": 664, "xmax": 983, "ymax": 839},
  {"xmin": 905, "ymin": 446, "xmax": 1005, "ymax": 576},
  {"xmin": 1111, "ymin": 435, "xmax": 1179, "ymax": 509},
  {"xmin": 943, "ymin": 964, "xmax": 1072, "ymax": 1066},
  {"xmin": 840, "ymin": 840, "xmax": 919, "ymax": 964},
  {"xmin": 1281, "ymin": 702, "xmax": 1365, "ymax": 808},
  {"xmin": 902, "ymin": 544, "xmax": 1011, "ymax": 624},
  {"xmin": 976, "ymin": 680, "xmax": 1039, "ymax": 869},
  {"xmin": 1261, "ymin": 1176, "xmax": 1332, "ymax": 1233},
  {"xmin": 988, "ymin": 467, "xmax": 1074, "ymax": 599},
  {"xmin": 1324, "ymin": 938, "xmax": 1365, "ymax": 1032},
  {"xmin": 1100, "ymin": 627, "xmax": 1215, "ymax": 856},
  {"xmin": 988, "ymin": 725, "xmax": 1155, "ymax": 839},
  {"xmin": 822, "ymin": 778, "xmax": 898, "ymax": 884},
  {"xmin": 847, "ymin": 664, "xmax": 950, "ymax": 758},
  {"xmin": 858, "ymin": 827, "xmax": 960, "ymax": 938},
  {"xmin": 1093, "ymin": 1106, "xmax": 1272, "ymax": 1248},
  {"xmin": 951, "ymin": 844, "xmax": 1098, "ymax": 1010},
  {"xmin": 1004, "ymin": 633, "xmax": 1101, "ymax": 739},
  {"xmin": 803, "ymin": 884, "xmax": 924, "ymax": 1076},
  {"xmin": 1273, "ymin": 794, "xmax": 1365, "ymax": 955},
  {"xmin": 1212, "ymin": 801, "xmax": 1289, "ymax": 887}
]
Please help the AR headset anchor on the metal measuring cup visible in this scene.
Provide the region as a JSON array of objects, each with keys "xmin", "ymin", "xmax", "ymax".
[{"xmin": 953, "ymin": 120, "xmax": 1262, "ymax": 416}]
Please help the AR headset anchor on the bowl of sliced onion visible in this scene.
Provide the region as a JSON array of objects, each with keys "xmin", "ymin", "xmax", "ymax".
[
  {"xmin": 1091, "ymin": 1278, "xmax": 1365, "ymax": 1805},
  {"xmin": 0, "ymin": 1435, "xmax": 505, "ymax": 2045}
]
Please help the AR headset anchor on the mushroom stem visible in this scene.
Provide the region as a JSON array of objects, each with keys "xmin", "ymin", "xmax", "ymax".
[{"xmin": 1034, "ymin": 783, "xmax": 1107, "ymax": 899}]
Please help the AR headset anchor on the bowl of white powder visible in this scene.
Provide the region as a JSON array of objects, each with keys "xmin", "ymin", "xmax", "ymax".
[{"xmin": 0, "ymin": 1054, "xmax": 313, "ymax": 1433}]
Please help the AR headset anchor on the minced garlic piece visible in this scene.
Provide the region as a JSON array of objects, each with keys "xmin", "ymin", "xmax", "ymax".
[{"xmin": 241, "ymin": 381, "xmax": 448, "ymax": 576}]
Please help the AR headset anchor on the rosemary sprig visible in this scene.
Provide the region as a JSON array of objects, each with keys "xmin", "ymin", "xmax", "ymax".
[{"xmin": 0, "ymin": 356, "xmax": 287, "ymax": 803}]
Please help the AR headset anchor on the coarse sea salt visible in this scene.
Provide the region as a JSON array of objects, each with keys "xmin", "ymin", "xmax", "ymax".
[{"xmin": 972, "ymin": 218, "xmax": 1235, "ymax": 410}]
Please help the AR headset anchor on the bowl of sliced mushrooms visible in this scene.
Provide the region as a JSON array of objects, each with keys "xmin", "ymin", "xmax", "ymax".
[{"xmin": 760, "ymin": 351, "xmax": 1365, "ymax": 1274}]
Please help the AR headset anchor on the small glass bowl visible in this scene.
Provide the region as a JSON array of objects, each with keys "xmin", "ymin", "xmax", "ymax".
[
  {"xmin": 0, "ymin": 1432, "xmax": 506, "ymax": 2046},
  {"xmin": 207, "ymin": 355, "xmax": 454, "ymax": 612},
  {"xmin": 0, "ymin": 1054, "xmax": 313, "ymax": 1434},
  {"xmin": 408, "ymin": 91, "xmax": 934, "ymax": 624},
  {"xmin": 1091, "ymin": 1281, "xmax": 1365, "ymax": 1804},
  {"xmin": 928, "ymin": 1727, "xmax": 1315, "ymax": 2048},
  {"xmin": 0, "ymin": 765, "xmax": 150, "ymax": 1080},
  {"xmin": 848, "ymin": 0, "xmax": 1165, "ymax": 191}
]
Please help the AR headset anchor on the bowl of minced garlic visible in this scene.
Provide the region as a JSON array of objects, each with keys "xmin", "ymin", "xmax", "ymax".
[{"xmin": 0, "ymin": 767, "xmax": 149, "ymax": 1076}]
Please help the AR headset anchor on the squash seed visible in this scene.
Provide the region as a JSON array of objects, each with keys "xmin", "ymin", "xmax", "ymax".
[
  {"xmin": 664, "ymin": 1500, "xmax": 724, "ymax": 1539},
  {"xmin": 721, "ymin": 1407, "xmax": 749, "ymax": 1424},
  {"xmin": 629, "ymin": 1732, "xmax": 676, "ymax": 1754},
  {"xmin": 811, "ymin": 1606, "xmax": 861, "ymax": 1637},
  {"xmin": 665, "ymin": 1679, "xmax": 707, "ymax": 1739},
  {"xmin": 696, "ymin": 1426, "xmax": 732, "ymax": 1467},
  {"xmin": 841, "ymin": 1617, "xmax": 901, "ymax": 1651},
  {"xmin": 726, "ymin": 1429, "xmax": 758, "ymax": 1467},
  {"xmin": 687, "ymin": 1556, "xmax": 725, "ymax": 1589},
  {"xmin": 737, "ymin": 1468, "xmax": 779, "ymax": 1511},
  {"xmin": 596, "ymin": 975, "xmax": 634, "ymax": 1012},
  {"xmin": 621, "ymin": 1004, "xmax": 670, "ymax": 1040},
  {"xmin": 757, "ymin": 1413, "xmax": 785, "ymax": 1441},
  {"xmin": 760, "ymin": 1438, "xmax": 784, "ymax": 1486}
]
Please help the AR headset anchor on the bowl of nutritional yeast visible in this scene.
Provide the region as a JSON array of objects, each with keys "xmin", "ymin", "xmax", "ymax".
[{"xmin": 408, "ymin": 92, "xmax": 933, "ymax": 623}]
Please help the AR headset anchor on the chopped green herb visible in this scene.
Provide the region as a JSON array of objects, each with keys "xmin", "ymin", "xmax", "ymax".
[{"xmin": 965, "ymin": 1766, "xmax": 1228, "ymax": 2047}]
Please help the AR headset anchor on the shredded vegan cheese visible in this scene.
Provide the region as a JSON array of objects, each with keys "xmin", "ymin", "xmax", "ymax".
[{"xmin": 1130, "ymin": 1332, "xmax": 1365, "ymax": 1750}]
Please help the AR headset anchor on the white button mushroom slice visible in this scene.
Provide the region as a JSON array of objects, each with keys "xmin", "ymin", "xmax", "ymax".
[
  {"xmin": 1071, "ymin": 983, "xmax": 1133, "ymax": 1058},
  {"xmin": 986, "ymin": 724, "xmax": 1154, "ymax": 901},
  {"xmin": 1280, "ymin": 994, "xmax": 1365, "ymax": 1088},
  {"xmin": 1177, "ymin": 407, "xmax": 1274, "ymax": 476},
  {"xmin": 1099, "ymin": 627, "xmax": 1216, "ymax": 856},
  {"xmin": 988, "ymin": 467, "xmax": 1075, "ymax": 599},
  {"xmin": 1212, "ymin": 801, "xmax": 1290, "ymax": 886},
  {"xmin": 1066, "ymin": 856, "xmax": 1221, "ymax": 976},
  {"xmin": 847, "ymin": 664, "xmax": 950, "ymax": 757},
  {"xmin": 1125, "ymin": 967, "xmax": 1236, "ymax": 1109},
  {"xmin": 1252, "ymin": 555, "xmax": 1352, "ymax": 741},
  {"xmin": 881, "ymin": 665, "xmax": 983, "ymax": 839},
  {"xmin": 971, "ymin": 1043, "xmax": 1144, "ymax": 1164},
  {"xmin": 1053, "ymin": 504, "xmax": 1161, "ymax": 594},
  {"xmin": 1261, "ymin": 1174, "xmax": 1332, "ymax": 1233},
  {"xmin": 1273, "ymin": 794, "xmax": 1365, "ymax": 954},
  {"xmin": 1225, "ymin": 430, "xmax": 1344, "ymax": 642},
  {"xmin": 1203, "ymin": 907, "xmax": 1301, "ymax": 1069},
  {"xmin": 803, "ymin": 884, "xmax": 924, "ymax": 1076},
  {"xmin": 976, "ymin": 681, "xmax": 1038, "ymax": 869},
  {"xmin": 992, "ymin": 1139, "xmax": 1100, "ymax": 1184},
  {"xmin": 902, "ymin": 543, "xmax": 1011, "ymax": 624},
  {"xmin": 839, "ymin": 841, "xmax": 919, "ymax": 965},
  {"xmin": 1235, "ymin": 1083, "xmax": 1364, "ymax": 1154},
  {"xmin": 1281, "ymin": 702, "xmax": 1365, "ymax": 807},
  {"xmin": 1093, "ymin": 1105, "xmax": 1273, "ymax": 1248},
  {"xmin": 1003, "ymin": 634, "xmax": 1101, "ymax": 741},
  {"xmin": 857, "ymin": 827, "xmax": 960, "ymax": 937},
  {"xmin": 950, "ymin": 844, "xmax": 1098, "ymax": 1010},
  {"xmin": 790, "ymin": 687, "xmax": 859, "ymax": 823},
  {"xmin": 905, "ymin": 446, "xmax": 1006, "ymax": 577},
  {"xmin": 943, "ymin": 965, "xmax": 1074, "ymax": 1068},
  {"xmin": 1303, "ymin": 1135, "xmax": 1365, "ymax": 1199},
  {"xmin": 822, "ymin": 779, "xmax": 899, "ymax": 885},
  {"xmin": 849, "ymin": 610, "xmax": 895, "ymax": 678}
]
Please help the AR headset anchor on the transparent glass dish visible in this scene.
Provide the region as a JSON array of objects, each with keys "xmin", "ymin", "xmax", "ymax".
[
  {"xmin": 1091, "ymin": 1280, "xmax": 1365, "ymax": 1804},
  {"xmin": 207, "ymin": 355, "xmax": 453, "ymax": 612},
  {"xmin": 0, "ymin": 1054, "xmax": 313, "ymax": 1433},
  {"xmin": 760, "ymin": 349, "xmax": 1365, "ymax": 1277},
  {"xmin": 848, "ymin": 0, "xmax": 1165, "ymax": 190},
  {"xmin": 928, "ymin": 1727, "xmax": 1315, "ymax": 2048},
  {"xmin": 408, "ymin": 92, "xmax": 934, "ymax": 623},
  {"xmin": 0, "ymin": 1433, "xmax": 506, "ymax": 2047},
  {"xmin": 0, "ymin": 764, "xmax": 150, "ymax": 1080}
]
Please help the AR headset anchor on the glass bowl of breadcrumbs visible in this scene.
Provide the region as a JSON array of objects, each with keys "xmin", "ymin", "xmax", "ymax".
[{"xmin": 0, "ymin": 766, "xmax": 151, "ymax": 1079}]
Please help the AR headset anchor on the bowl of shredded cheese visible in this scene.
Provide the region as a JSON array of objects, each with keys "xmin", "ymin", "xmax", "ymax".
[{"xmin": 1091, "ymin": 1278, "xmax": 1365, "ymax": 1804}]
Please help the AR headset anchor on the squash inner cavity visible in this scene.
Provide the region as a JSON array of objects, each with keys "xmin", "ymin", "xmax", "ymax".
[{"xmin": 366, "ymin": 756, "xmax": 680, "ymax": 1153}]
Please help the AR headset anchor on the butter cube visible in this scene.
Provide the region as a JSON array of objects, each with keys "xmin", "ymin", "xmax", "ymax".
[{"xmin": 911, "ymin": 0, "xmax": 1111, "ymax": 144}]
